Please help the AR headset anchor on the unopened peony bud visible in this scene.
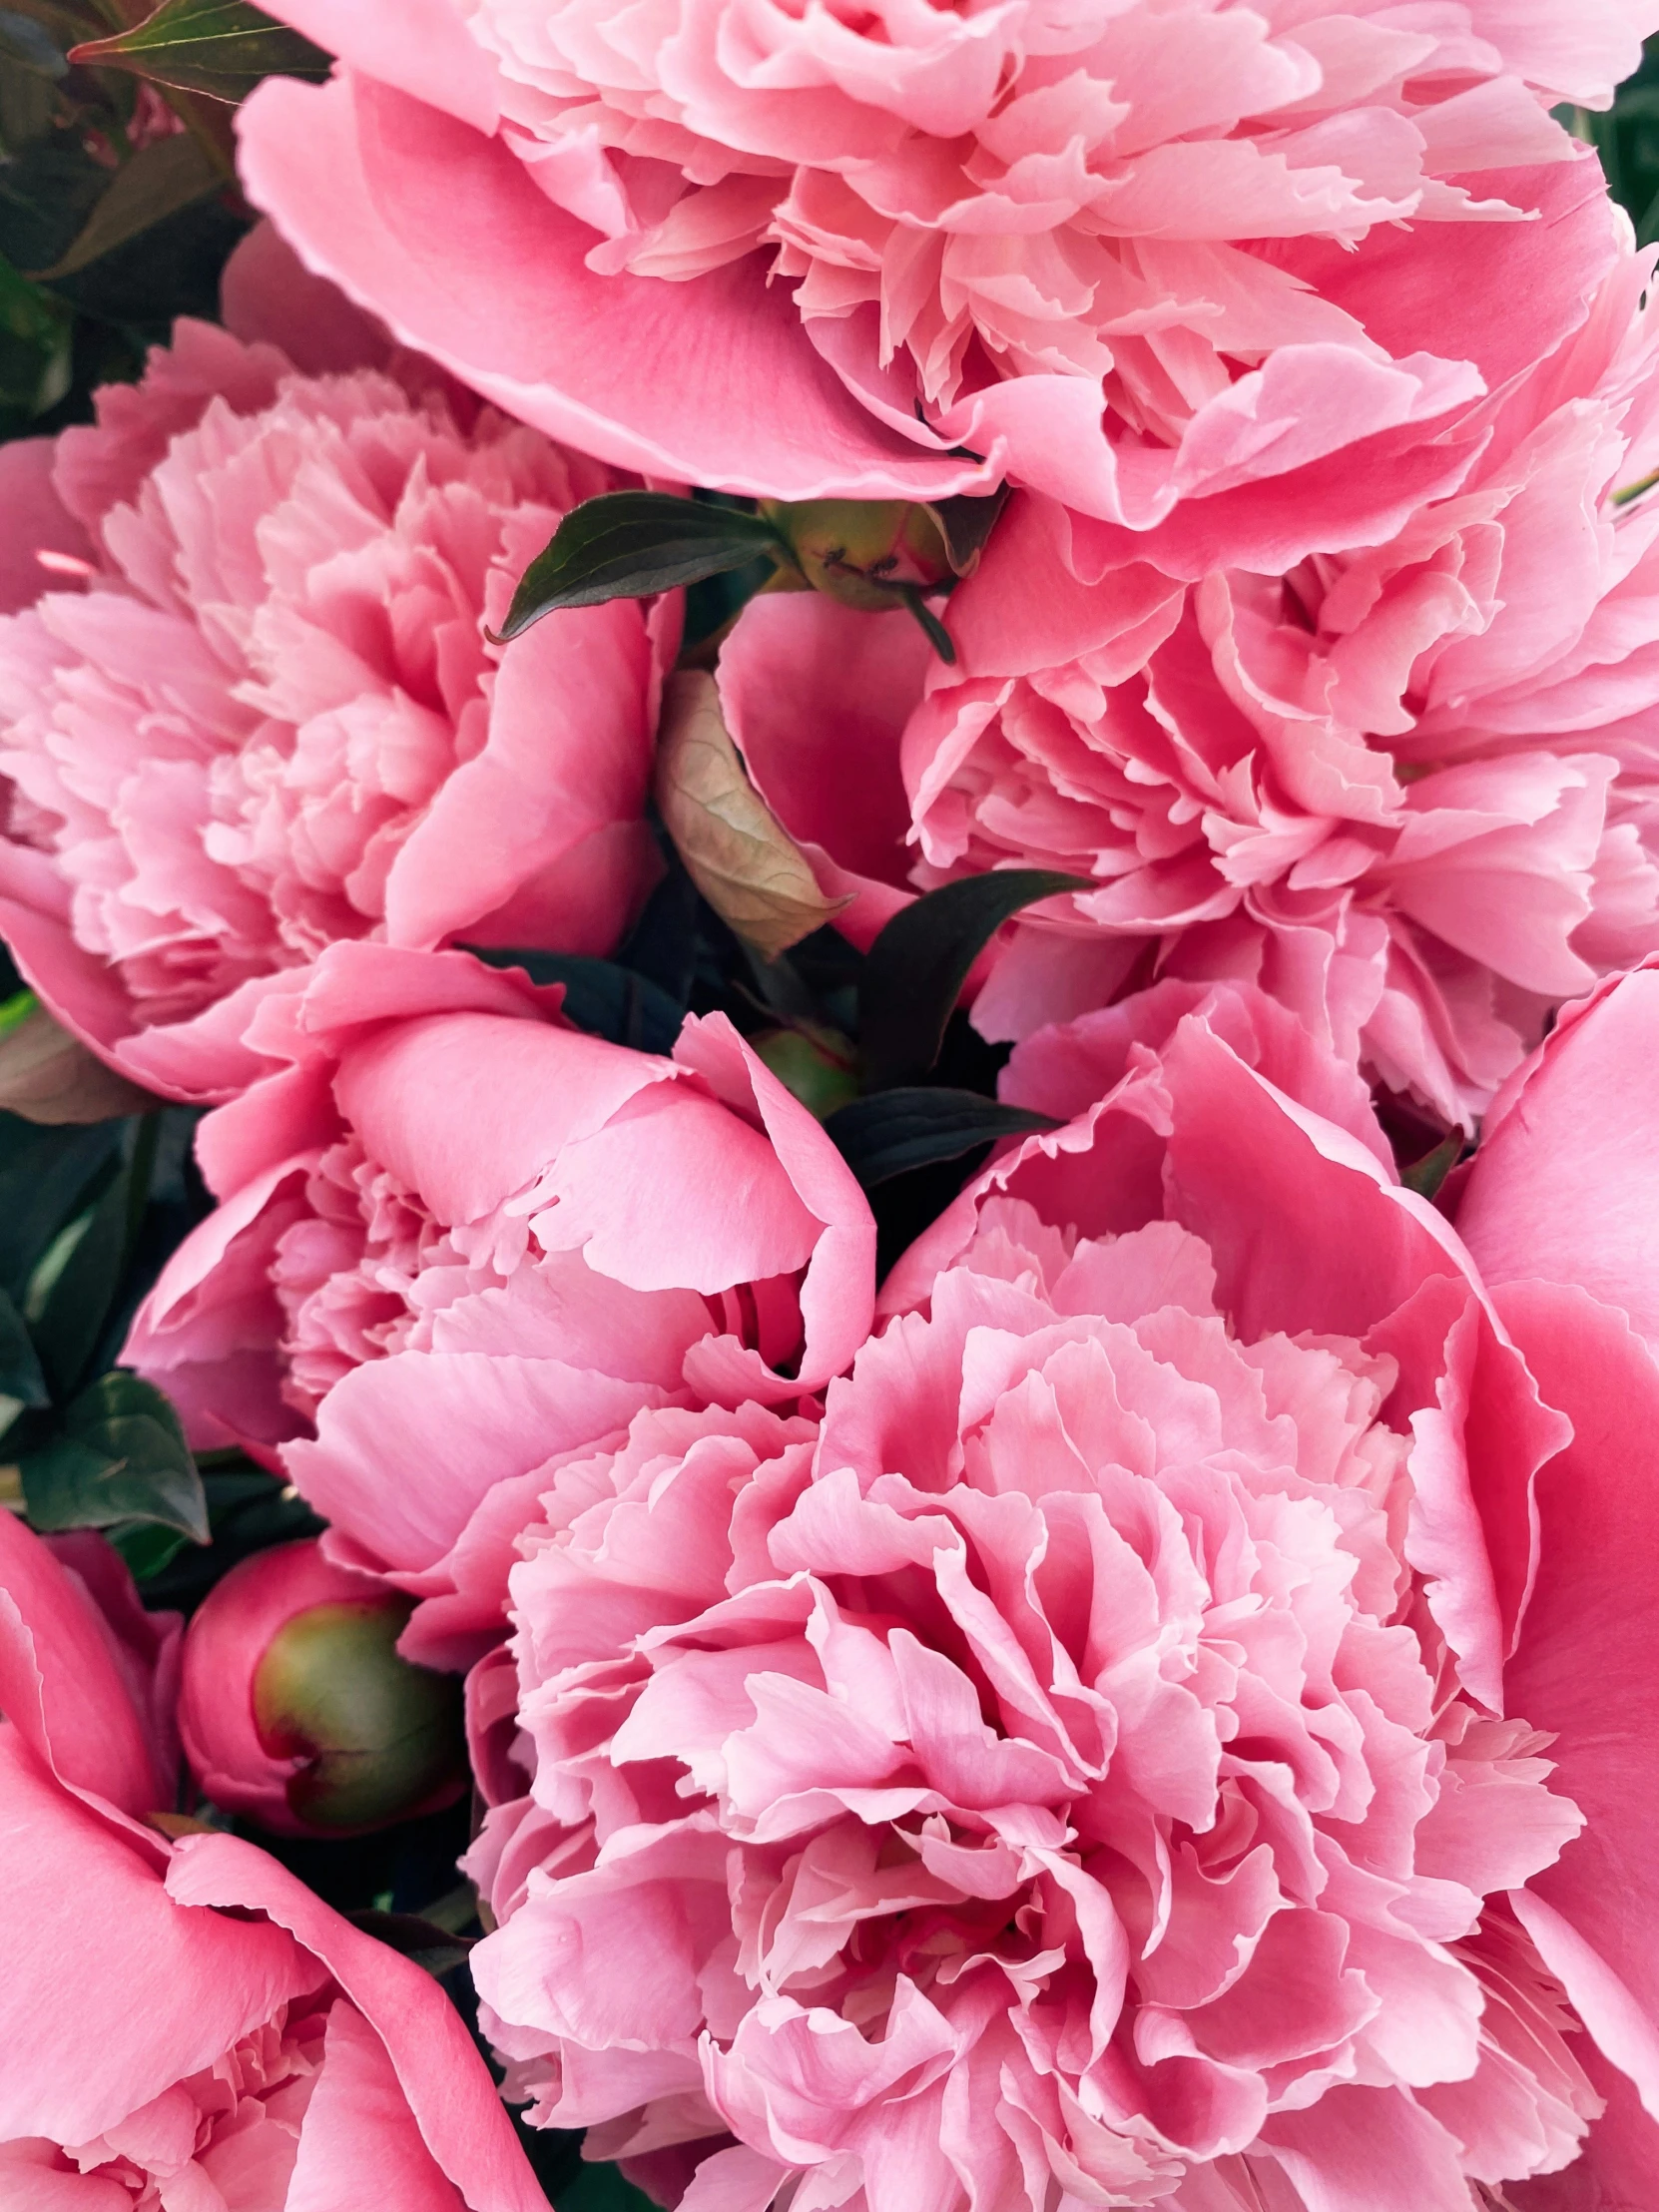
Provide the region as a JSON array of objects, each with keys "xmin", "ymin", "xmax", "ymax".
[
  {"xmin": 753, "ymin": 1026, "xmax": 861, "ymax": 1119},
  {"xmin": 760, "ymin": 498, "xmax": 953, "ymax": 611},
  {"xmin": 179, "ymin": 1540, "xmax": 466, "ymax": 1837}
]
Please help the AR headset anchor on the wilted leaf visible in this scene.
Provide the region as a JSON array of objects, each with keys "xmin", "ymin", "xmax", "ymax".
[
  {"xmin": 465, "ymin": 947, "xmax": 686, "ymax": 1056},
  {"xmin": 923, "ymin": 486, "xmax": 1010, "ymax": 578},
  {"xmin": 824, "ymin": 1088, "xmax": 1059, "ymax": 1188},
  {"xmin": 0, "ymin": 1000, "xmax": 158, "ymax": 1122},
  {"xmin": 498, "ymin": 492, "xmax": 784, "ymax": 639},
  {"xmin": 858, "ymin": 869, "xmax": 1092, "ymax": 1091},
  {"xmin": 20, "ymin": 1370, "xmax": 208, "ymax": 1543},
  {"xmin": 34, "ymin": 128, "xmax": 220, "ymax": 277},
  {"xmin": 655, "ymin": 670, "xmax": 849, "ymax": 963},
  {"xmin": 69, "ymin": 0, "xmax": 330, "ymax": 102}
]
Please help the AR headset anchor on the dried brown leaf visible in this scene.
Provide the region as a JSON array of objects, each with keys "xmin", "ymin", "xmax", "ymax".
[
  {"xmin": 655, "ymin": 670, "xmax": 848, "ymax": 963},
  {"xmin": 0, "ymin": 1004, "xmax": 158, "ymax": 1123}
]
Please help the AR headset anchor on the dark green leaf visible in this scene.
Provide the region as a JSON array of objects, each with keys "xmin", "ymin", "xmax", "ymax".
[
  {"xmin": 347, "ymin": 1910, "xmax": 475, "ymax": 1978},
  {"xmin": 111, "ymin": 1517, "xmax": 193, "ymax": 1579},
  {"xmin": 825, "ymin": 1088, "xmax": 1059, "ymax": 1189},
  {"xmin": 0, "ymin": 1281, "xmax": 48, "ymax": 1407},
  {"xmin": 0, "ymin": 10, "xmax": 66, "ymax": 75},
  {"xmin": 29, "ymin": 1118, "xmax": 153, "ymax": 1396},
  {"xmin": 497, "ymin": 492, "xmax": 784, "ymax": 639},
  {"xmin": 465, "ymin": 948, "xmax": 687, "ymax": 1056},
  {"xmin": 0, "ymin": 1116, "xmax": 122, "ymax": 1300},
  {"xmin": 0, "ymin": 248, "xmax": 71, "ymax": 419},
  {"xmin": 858, "ymin": 870, "xmax": 1092, "ymax": 1090},
  {"xmin": 69, "ymin": 0, "xmax": 331, "ymax": 102},
  {"xmin": 34, "ymin": 129, "xmax": 220, "ymax": 278},
  {"xmin": 557, "ymin": 2164, "xmax": 657, "ymax": 2212},
  {"xmin": 20, "ymin": 1370, "xmax": 208, "ymax": 1543},
  {"xmin": 1400, "ymin": 1129, "xmax": 1464, "ymax": 1201}
]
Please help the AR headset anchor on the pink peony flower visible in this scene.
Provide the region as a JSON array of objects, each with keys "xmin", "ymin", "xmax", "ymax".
[
  {"xmin": 124, "ymin": 941, "xmax": 874, "ymax": 1669},
  {"xmin": 0, "ymin": 228, "xmax": 672, "ymax": 1104},
  {"xmin": 464, "ymin": 978, "xmax": 1659, "ymax": 2207},
  {"xmin": 714, "ymin": 233, "xmax": 1659, "ymax": 1125},
  {"xmin": 237, "ymin": 0, "xmax": 1646, "ymax": 561},
  {"xmin": 0, "ymin": 1509, "xmax": 545, "ymax": 2211}
]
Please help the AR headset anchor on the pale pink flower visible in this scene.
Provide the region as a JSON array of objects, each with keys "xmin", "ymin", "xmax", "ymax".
[
  {"xmin": 0, "ymin": 1509, "xmax": 545, "ymax": 2211},
  {"xmin": 240, "ymin": 0, "xmax": 1645, "ymax": 560},
  {"xmin": 467, "ymin": 980, "xmax": 1659, "ymax": 2208},
  {"xmin": 0, "ymin": 231, "xmax": 671, "ymax": 1102},
  {"xmin": 124, "ymin": 942, "xmax": 874, "ymax": 1671},
  {"xmin": 718, "ymin": 244, "xmax": 1659, "ymax": 1124}
]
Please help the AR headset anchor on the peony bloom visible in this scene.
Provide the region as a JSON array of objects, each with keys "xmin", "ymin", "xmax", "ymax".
[
  {"xmin": 713, "ymin": 231, "xmax": 1659, "ymax": 1125},
  {"xmin": 124, "ymin": 941, "xmax": 874, "ymax": 1669},
  {"xmin": 0, "ymin": 228, "xmax": 672, "ymax": 1104},
  {"xmin": 238, "ymin": 0, "xmax": 1646, "ymax": 559},
  {"xmin": 0, "ymin": 1509, "xmax": 544, "ymax": 2211},
  {"xmin": 178, "ymin": 1538, "xmax": 467, "ymax": 1836},
  {"xmin": 465, "ymin": 979, "xmax": 1659, "ymax": 2207}
]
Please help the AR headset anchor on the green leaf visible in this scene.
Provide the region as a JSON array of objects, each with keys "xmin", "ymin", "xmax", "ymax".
[
  {"xmin": 557, "ymin": 2164, "xmax": 657, "ymax": 2212},
  {"xmin": 68, "ymin": 0, "xmax": 331, "ymax": 102},
  {"xmin": 0, "ymin": 247, "xmax": 71, "ymax": 418},
  {"xmin": 497, "ymin": 492, "xmax": 784, "ymax": 640},
  {"xmin": 34, "ymin": 129, "xmax": 220, "ymax": 277},
  {"xmin": 20, "ymin": 1370, "xmax": 209, "ymax": 1543},
  {"xmin": 824, "ymin": 1088, "xmax": 1059, "ymax": 1189},
  {"xmin": 29, "ymin": 1128, "xmax": 144, "ymax": 1396},
  {"xmin": 0, "ymin": 1117, "xmax": 122, "ymax": 1301},
  {"xmin": 345, "ymin": 1910, "xmax": 474, "ymax": 1979},
  {"xmin": 857, "ymin": 870, "xmax": 1092, "ymax": 1090},
  {"xmin": 110, "ymin": 1517, "xmax": 193, "ymax": 1579},
  {"xmin": 1400, "ymin": 1128, "xmax": 1465, "ymax": 1201},
  {"xmin": 0, "ymin": 1281, "xmax": 48, "ymax": 1407},
  {"xmin": 465, "ymin": 948, "xmax": 687, "ymax": 1056}
]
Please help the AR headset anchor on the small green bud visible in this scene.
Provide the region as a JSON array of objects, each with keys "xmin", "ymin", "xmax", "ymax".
[{"xmin": 753, "ymin": 1026, "xmax": 861, "ymax": 1120}]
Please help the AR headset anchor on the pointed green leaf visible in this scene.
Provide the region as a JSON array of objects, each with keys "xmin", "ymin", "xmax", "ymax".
[
  {"xmin": 0, "ymin": 1118, "xmax": 122, "ymax": 1301},
  {"xmin": 497, "ymin": 492, "xmax": 785, "ymax": 639},
  {"xmin": 68, "ymin": 0, "xmax": 331, "ymax": 102},
  {"xmin": 34, "ymin": 130, "xmax": 220, "ymax": 278},
  {"xmin": 20, "ymin": 1371, "xmax": 208, "ymax": 1543},
  {"xmin": 857, "ymin": 870, "xmax": 1092, "ymax": 1090},
  {"xmin": 465, "ymin": 948, "xmax": 686, "ymax": 1056},
  {"xmin": 0, "ymin": 1281, "xmax": 47, "ymax": 1407},
  {"xmin": 1400, "ymin": 1128, "xmax": 1465, "ymax": 1200},
  {"xmin": 824, "ymin": 1088, "xmax": 1058, "ymax": 1189}
]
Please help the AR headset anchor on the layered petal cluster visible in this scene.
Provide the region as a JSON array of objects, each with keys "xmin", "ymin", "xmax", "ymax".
[
  {"xmin": 0, "ymin": 234, "xmax": 669, "ymax": 1103},
  {"xmin": 124, "ymin": 943, "xmax": 874, "ymax": 1668},
  {"xmin": 717, "ymin": 239, "xmax": 1659, "ymax": 1123},
  {"xmin": 466, "ymin": 982, "xmax": 1656, "ymax": 2208},
  {"xmin": 0, "ymin": 1511, "xmax": 542, "ymax": 2211},
  {"xmin": 240, "ymin": 0, "xmax": 1649, "ymax": 552}
]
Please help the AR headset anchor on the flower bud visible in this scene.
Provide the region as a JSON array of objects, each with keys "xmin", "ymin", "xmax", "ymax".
[
  {"xmin": 178, "ymin": 1540, "xmax": 466, "ymax": 1837},
  {"xmin": 759, "ymin": 498, "xmax": 953, "ymax": 612},
  {"xmin": 753, "ymin": 1025, "xmax": 861, "ymax": 1119}
]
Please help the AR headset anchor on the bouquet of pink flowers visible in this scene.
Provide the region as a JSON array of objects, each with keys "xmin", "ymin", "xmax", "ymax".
[{"xmin": 4, "ymin": 2, "xmax": 1659, "ymax": 2205}]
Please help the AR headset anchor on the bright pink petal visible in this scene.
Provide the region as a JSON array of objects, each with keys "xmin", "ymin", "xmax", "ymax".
[{"xmin": 235, "ymin": 74, "xmax": 996, "ymax": 501}]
